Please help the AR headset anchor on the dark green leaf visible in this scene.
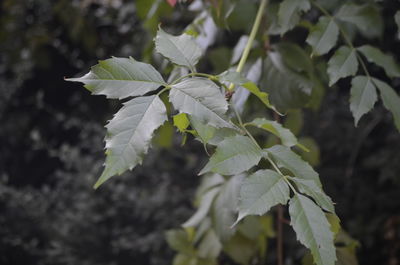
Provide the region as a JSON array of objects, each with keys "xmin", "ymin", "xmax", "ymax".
[
  {"xmin": 155, "ymin": 28, "xmax": 202, "ymax": 71},
  {"xmin": 236, "ymin": 169, "xmax": 290, "ymax": 223},
  {"xmin": 278, "ymin": 0, "xmax": 311, "ymax": 34},
  {"xmin": 327, "ymin": 46, "xmax": 358, "ymax": 86},
  {"xmin": 66, "ymin": 57, "xmax": 166, "ymax": 99},
  {"xmin": 289, "ymin": 194, "xmax": 336, "ymax": 265},
  {"xmin": 94, "ymin": 95, "xmax": 167, "ymax": 188},
  {"xmin": 372, "ymin": 78, "xmax": 400, "ymax": 132},
  {"xmin": 199, "ymin": 135, "xmax": 262, "ymax": 176},
  {"xmin": 306, "ymin": 16, "xmax": 339, "ymax": 56},
  {"xmin": 349, "ymin": 76, "xmax": 377, "ymax": 126},
  {"xmin": 357, "ymin": 45, "xmax": 400, "ymax": 78}
]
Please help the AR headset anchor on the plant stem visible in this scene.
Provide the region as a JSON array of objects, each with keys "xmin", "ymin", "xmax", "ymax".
[
  {"xmin": 170, "ymin": 72, "xmax": 215, "ymax": 85},
  {"xmin": 310, "ymin": 0, "xmax": 370, "ymax": 77},
  {"xmin": 228, "ymin": 0, "xmax": 268, "ymax": 91}
]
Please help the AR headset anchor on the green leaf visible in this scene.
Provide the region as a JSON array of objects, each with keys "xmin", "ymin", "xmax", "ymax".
[
  {"xmin": 170, "ymin": 77, "xmax": 234, "ymax": 129},
  {"xmin": 335, "ymin": 3, "xmax": 383, "ymax": 39},
  {"xmin": 357, "ymin": 45, "xmax": 400, "ymax": 78},
  {"xmin": 326, "ymin": 213, "xmax": 341, "ymax": 237},
  {"xmin": 327, "ymin": 46, "xmax": 358, "ymax": 86},
  {"xmin": 165, "ymin": 229, "xmax": 196, "ymax": 255},
  {"xmin": 278, "ymin": 0, "xmax": 311, "ymax": 34},
  {"xmin": 247, "ymin": 118, "xmax": 298, "ymax": 148},
  {"xmin": 372, "ymin": 78, "xmax": 400, "ymax": 132},
  {"xmin": 236, "ymin": 169, "xmax": 290, "ymax": 224},
  {"xmin": 173, "ymin": 113, "xmax": 190, "ymax": 132},
  {"xmin": 349, "ymin": 76, "xmax": 377, "ymax": 126},
  {"xmin": 223, "ymin": 232, "xmax": 260, "ymax": 265},
  {"xmin": 66, "ymin": 57, "xmax": 166, "ymax": 99},
  {"xmin": 265, "ymin": 145, "xmax": 321, "ymax": 187},
  {"xmin": 289, "ymin": 194, "xmax": 336, "ymax": 265},
  {"xmin": 189, "ymin": 116, "xmax": 217, "ymax": 144},
  {"xmin": 395, "ymin": 11, "xmax": 400, "ymax": 40},
  {"xmin": 290, "ymin": 177, "xmax": 335, "ymax": 213},
  {"xmin": 199, "ymin": 135, "xmax": 262, "ymax": 176},
  {"xmin": 306, "ymin": 16, "xmax": 339, "ymax": 56},
  {"xmin": 198, "ymin": 229, "xmax": 222, "ymax": 259},
  {"xmin": 218, "ymin": 71, "xmax": 276, "ymax": 111},
  {"xmin": 94, "ymin": 95, "xmax": 167, "ymax": 188},
  {"xmin": 183, "ymin": 187, "xmax": 220, "ymax": 228},
  {"xmin": 297, "ymin": 137, "xmax": 320, "ymax": 167},
  {"xmin": 155, "ymin": 28, "xmax": 202, "ymax": 71}
]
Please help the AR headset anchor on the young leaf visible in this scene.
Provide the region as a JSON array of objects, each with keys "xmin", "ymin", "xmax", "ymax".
[
  {"xmin": 306, "ymin": 16, "xmax": 339, "ymax": 56},
  {"xmin": 349, "ymin": 76, "xmax": 377, "ymax": 126},
  {"xmin": 278, "ymin": 0, "xmax": 311, "ymax": 34},
  {"xmin": 327, "ymin": 46, "xmax": 359, "ymax": 86},
  {"xmin": 289, "ymin": 194, "xmax": 336, "ymax": 265},
  {"xmin": 66, "ymin": 57, "xmax": 166, "ymax": 99},
  {"xmin": 357, "ymin": 45, "xmax": 400, "ymax": 78},
  {"xmin": 236, "ymin": 169, "xmax": 290, "ymax": 224},
  {"xmin": 94, "ymin": 95, "xmax": 167, "ymax": 188},
  {"xmin": 289, "ymin": 177, "xmax": 335, "ymax": 213},
  {"xmin": 218, "ymin": 71, "xmax": 275, "ymax": 111},
  {"xmin": 173, "ymin": 113, "xmax": 190, "ymax": 132},
  {"xmin": 183, "ymin": 187, "xmax": 220, "ymax": 228},
  {"xmin": 372, "ymin": 78, "xmax": 400, "ymax": 132},
  {"xmin": 265, "ymin": 145, "xmax": 322, "ymax": 187},
  {"xmin": 199, "ymin": 135, "xmax": 262, "ymax": 176},
  {"xmin": 155, "ymin": 28, "xmax": 202, "ymax": 71},
  {"xmin": 170, "ymin": 77, "xmax": 234, "ymax": 129},
  {"xmin": 335, "ymin": 3, "xmax": 383, "ymax": 39},
  {"xmin": 247, "ymin": 118, "xmax": 298, "ymax": 148}
]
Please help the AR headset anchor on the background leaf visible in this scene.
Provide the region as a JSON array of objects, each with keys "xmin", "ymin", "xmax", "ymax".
[
  {"xmin": 66, "ymin": 57, "xmax": 166, "ymax": 99},
  {"xmin": 349, "ymin": 76, "xmax": 377, "ymax": 126},
  {"xmin": 94, "ymin": 95, "xmax": 167, "ymax": 188},
  {"xmin": 289, "ymin": 194, "xmax": 336, "ymax": 265}
]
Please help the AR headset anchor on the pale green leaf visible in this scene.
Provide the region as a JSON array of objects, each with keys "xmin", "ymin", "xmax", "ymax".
[
  {"xmin": 248, "ymin": 118, "xmax": 298, "ymax": 148},
  {"xmin": 289, "ymin": 194, "xmax": 336, "ymax": 265},
  {"xmin": 189, "ymin": 116, "xmax": 217, "ymax": 144},
  {"xmin": 265, "ymin": 145, "xmax": 321, "ymax": 187},
  {"xmin": 165, "ymin": 229, "xmax": 196, "ymax": 255},
  {"xmin": 236, "ymin": 169, "xmax": 290, "ymax": 224},
  {"xmin": 372, "ymin": 78, "xmax": 400, "ymax": 132},
  {"xmin": 349, "ymin": 76, "xmax": 377, "ymax": 126},
  {"xmin": 326, "ymin": 213, "xmax": 341, "ymax": 237},
  {"xmin": 199, "ymin": 135, "xmax": 262, "ymax": 176},
  {"xmin": 173, "ymin": 113, "xmax": 190, "ymax": 132},
  {"xmin": 195, "ymin": 174, "xmax": 225, "ymax": 203},
  {"xmin": 278, "ymin": 0, "xmax": 311, "ymax": 34},
  {"xmin": 66, "ymin": 57, "xmax": 166, "ymax": 99},
  {"xmin": 357, "ymin": 45, "xmax": 400, "ymax": 78},
  {"xmin": 218, "ymin": 71, "xmax": 276, "ymax": 111},
  {"xmin": 223, "ymin": 232, "xmax": 259, "ymax": 265},
  {"xmin": 297, "ymin": 137, "xmax": 320, "ymax": 167},
  {"xmin": 290, "ymin": 177, "xmax": 335, "ymax": 213},
  {"xmin": 183, "ymin": 187, "xmax": 220, "ymax": 228},
  {"xmin": 327, "ymin": 46, "xmax": 359, "ymax": 86},
  {"xmin": 94, "ymin": 95, "xmax": 167, "ymax": 188},
  {"xmin": 306, "ymin": 16, "xmax": 339, "ymax": 56},
  {"xmin": 170, "ymin": 77, "xmax": 234, "ymax": 129},
  {"xmin": 155, "ymin": 28, "xmax": 202, "ymax": 71},
  {"xmin": 198, "ymin": 229, "xmax": 222, "ymax": 259},
  {"xmin": 335, "ymin": 3, "xmax": 383, "ymax": 38}
]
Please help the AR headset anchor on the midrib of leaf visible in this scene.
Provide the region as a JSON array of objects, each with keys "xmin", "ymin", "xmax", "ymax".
[
  {"xmin": 339, "ymin": 48, "xmax": 356, "ymax": 74},
  {"xmin": 314, "ymin": 18, "xmax": 336, "ymax": 54},
  {"xmin": 354, "ymin": 77, "xmax": 372, "ymax": 118}
]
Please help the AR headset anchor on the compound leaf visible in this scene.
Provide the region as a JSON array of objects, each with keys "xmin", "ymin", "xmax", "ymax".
[
  {"xmin": 66, "ymin": 57, "xmax": 166, "ymax": 99},
  {"xmin": 327, "ymin": 46, "xmax": 358, "ymax": 86},
  {"xmin": 236, "ymin": 169, "xmax": 290, "ymax": 224},
  {"xmin": 170, "ymin": 77, "xmax": 234, "ymax": 129},
  {"xmin": 95, "ymin": 95, "xmax": 167, "ymax": 188},
  {"xmin": 155, "ymin": 28, "xmax": 202, "ymax": 71},
  {"xmin": 289, "ymin": 194, "xmax": 336, "ymax": 265},
  {"xmin": 306, "ymin": 16, "xmax": 339, "ymax": 56},
  {"xmin": 349, "ymin": 76, "xmax": 377, "ymax": 126},
  {"xmin": 199, "ymin": 135, "xmax": 262, "ymax": 176}
]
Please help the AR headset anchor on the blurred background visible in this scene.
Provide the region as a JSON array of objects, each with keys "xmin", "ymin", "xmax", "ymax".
[{"xmin": 0, "ymin": 0, "xmax": 399, "ymax": 264}]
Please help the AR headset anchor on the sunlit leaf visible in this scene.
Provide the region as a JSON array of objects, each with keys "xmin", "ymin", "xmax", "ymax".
[
  {"xmin": 94, "ymin": 95, "xmax": 167, "ymax": 188},
  {"xmin": 66, "ymin": 57, "xmax": 166, "ymax": 99},
  {"xmin": 349, "ymin": 76, "xmax": 377, "ymax": 126},
  {"xmin": 289, "ymin": 194, "xmax": 336, "ymax": 265}
]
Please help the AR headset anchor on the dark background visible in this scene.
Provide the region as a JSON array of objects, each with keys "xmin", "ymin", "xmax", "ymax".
[{"xmin": 1, "ymin": 0, "xmax": 399, "ymax": 264}]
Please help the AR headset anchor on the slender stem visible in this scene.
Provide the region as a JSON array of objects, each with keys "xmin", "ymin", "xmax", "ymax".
[
  {"xmin": 170, "ymin": 72, "xmax": 215, "ymax": 85},
  {"xmin": 310, "ymin": 0, "xmax": 370, "ymax": 77},
  {"xmin": 228, "ymin": 0, "xmax": 268, "ymax": 91}
]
